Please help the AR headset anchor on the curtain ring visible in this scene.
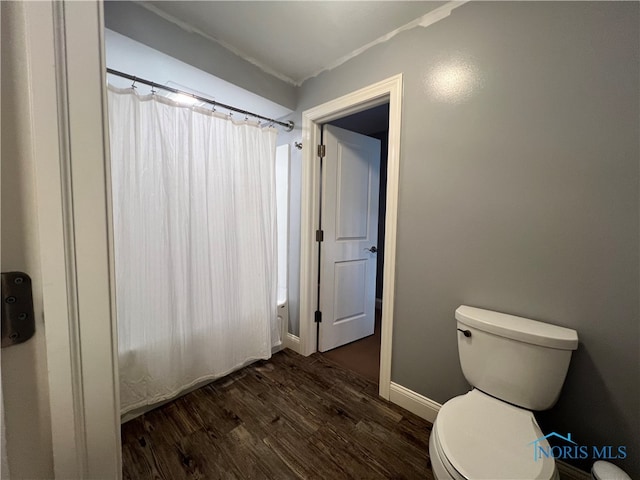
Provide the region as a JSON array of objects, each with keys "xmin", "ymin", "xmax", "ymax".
[
  {"xmin": 131, "ymin": 78, "xmax": 137, "ymax": 90},
  {"xmin": 150, "ymin": 86, "xmax": 156, "ymax": 95}
]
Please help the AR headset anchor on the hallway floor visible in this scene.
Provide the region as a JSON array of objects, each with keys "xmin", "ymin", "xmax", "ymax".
[
  {"xmin": 121, "ymin": 349, "xmax": 433, "ymax": 479},
  {"xmin": 321, "ymin": 308, "xmax": 382, "ymax": 383}
]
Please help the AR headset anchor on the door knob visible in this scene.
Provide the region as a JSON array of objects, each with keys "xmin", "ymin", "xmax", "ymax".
[{"xmin": 366, "ymin": 246, "xmax": 377, "ymax": 253}]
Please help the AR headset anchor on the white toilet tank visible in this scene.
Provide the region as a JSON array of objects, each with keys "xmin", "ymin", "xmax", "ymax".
[{"xmin": 456, "ymin": 305, "xmax": 578, "ymax": 411}]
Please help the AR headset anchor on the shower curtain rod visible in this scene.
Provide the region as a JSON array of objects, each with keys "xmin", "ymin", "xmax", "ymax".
[{"xmin": 107, "ymin": 68, "xmax": 294, "ymax": 132}]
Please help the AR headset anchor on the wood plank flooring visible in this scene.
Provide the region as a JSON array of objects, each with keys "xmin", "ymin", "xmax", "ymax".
[{"xmin": 121, "ymin": 348, "xmax": 434, "ymax": 480}]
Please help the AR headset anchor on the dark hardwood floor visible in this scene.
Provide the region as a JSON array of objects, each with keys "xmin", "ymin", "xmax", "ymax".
[{"xmin": 121, "ymin": 348, "xmax": 434, "ymax": 479}]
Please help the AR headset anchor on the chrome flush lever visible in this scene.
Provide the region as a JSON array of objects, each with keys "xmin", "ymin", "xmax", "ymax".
[{"xmin": 457, "ymin": 328, "xmax": 471, "ymax": 338}]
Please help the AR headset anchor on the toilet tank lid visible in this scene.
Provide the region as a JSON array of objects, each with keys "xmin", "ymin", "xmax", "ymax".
[{"xmin": 456, "ymin": 306, "xmax": 578, "ymax": 350}]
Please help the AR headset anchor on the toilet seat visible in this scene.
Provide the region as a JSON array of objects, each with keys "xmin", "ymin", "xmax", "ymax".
[
  {"xmin": 431, "ymin": 422, "xmax": 467, "ymax": 480},
  {"xmin": 434, "ymin": 389, "xmax": 557, "ymax": 480}
]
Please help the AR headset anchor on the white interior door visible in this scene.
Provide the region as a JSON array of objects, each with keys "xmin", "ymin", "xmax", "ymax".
[{"xmin": 319, "ymin": 125, "xmax": 380, "ymax": 352}]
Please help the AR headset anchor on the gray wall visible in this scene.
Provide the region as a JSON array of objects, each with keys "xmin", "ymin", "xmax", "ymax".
[
  {"xmin": 293, "ymin": 2, "xmax": 639, "ymax": 475},
  {"xmin": 103, "ymin": 1, "xmax": 639, "ymax": 474},
  {"xmin": 104, "ymin": 1, "xmax": 297, "ymax": 110}
]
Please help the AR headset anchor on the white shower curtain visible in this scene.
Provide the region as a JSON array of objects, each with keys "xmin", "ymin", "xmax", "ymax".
[{"xmin": 108, "ymin": 86, "xmax": 279, "ymax": 414}]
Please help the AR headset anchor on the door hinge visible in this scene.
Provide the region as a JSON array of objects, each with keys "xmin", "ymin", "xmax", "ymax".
[
  {"xmin": 317, "ymin": 144, "xmax": 326, "ymax": 158},
  {"xmin": 315, "ymin": 229, "xmax": 324, "ymax": 242},
  {"xmin": 1, "ymin": 272, "xmax": 35, "ymax": 348},
  {"xmin": 314, "ymin": 310, "xmax": 322, "ymax": 323}
]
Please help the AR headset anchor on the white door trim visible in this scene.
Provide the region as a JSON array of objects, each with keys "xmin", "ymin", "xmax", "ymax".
[
  {"xmin": 26, "ymin": 1, "xmax": 121, "ymax": 477},
  {"xmin": 299, "ymin": 74, "xmax": 403, "ymax": 400}
]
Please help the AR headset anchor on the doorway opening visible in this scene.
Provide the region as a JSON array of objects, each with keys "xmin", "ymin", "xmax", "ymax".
[
  {"xmin": 318, "ymin": 104, "xmax": 389, "ymax": 384},
  {"xmin": 298, "ymin": 74, "xmax": 403, "ymax": 400}
]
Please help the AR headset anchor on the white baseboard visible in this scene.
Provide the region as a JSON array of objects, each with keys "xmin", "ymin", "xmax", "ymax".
[
  {"xmin": 389, "ymin": 382, "xmax": 441, "ymax": 423},
  {"xmin": 283, "ymin": 332, "xmax": 301, "ymax": 354}
]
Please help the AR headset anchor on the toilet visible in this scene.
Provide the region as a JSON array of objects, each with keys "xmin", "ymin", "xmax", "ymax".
[{"xmin": 429, "ymin": 305, "xmax": 579, "ymax": 480}]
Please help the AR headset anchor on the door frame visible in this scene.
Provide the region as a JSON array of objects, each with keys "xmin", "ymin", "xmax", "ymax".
[
  {"xmin": 298, "ymin": 74, "xmax": 403, "ymax": 400},
  {"xmin": 18, "ymin": 1, "xmax": 121, "ymax": 477}
]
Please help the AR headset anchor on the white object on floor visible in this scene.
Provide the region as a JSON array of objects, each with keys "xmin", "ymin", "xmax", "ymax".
[{"xmin": 591, "ymin": 461, "xmax": 632, "ymax": 480}]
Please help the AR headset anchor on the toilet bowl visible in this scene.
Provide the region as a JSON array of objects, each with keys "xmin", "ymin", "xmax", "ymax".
[
  {"xmin": 429, "ymin": 306, "xmax": 578, "ymax": 480},
  {"xmin": 429, "ymin": 390, "xmax": 558, "ymax": 480}
]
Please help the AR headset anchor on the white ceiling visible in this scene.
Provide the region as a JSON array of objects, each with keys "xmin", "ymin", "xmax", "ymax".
[{"xmin": 140, "ymin": 1, "xmax": 447, "ymax": 86}]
